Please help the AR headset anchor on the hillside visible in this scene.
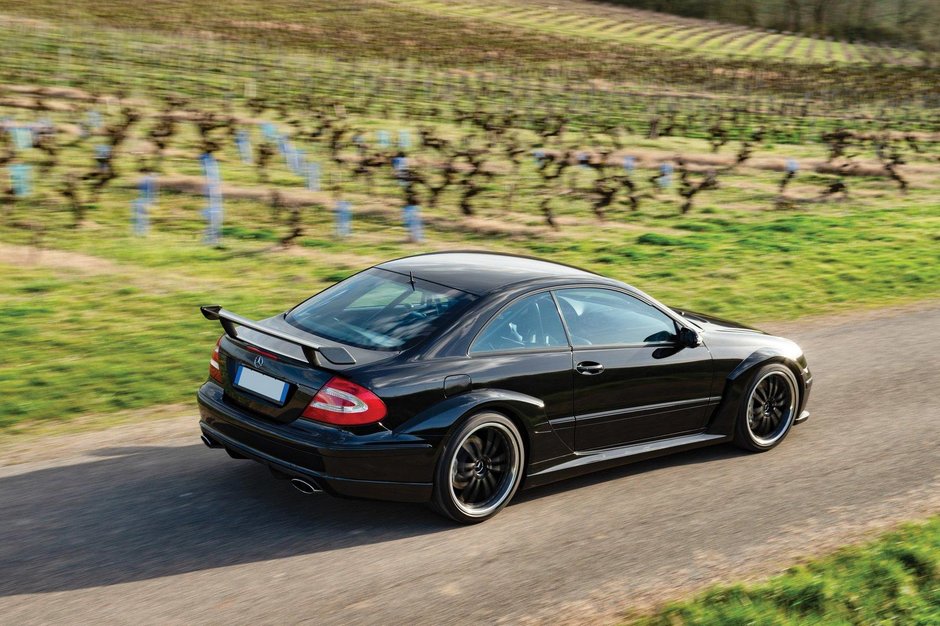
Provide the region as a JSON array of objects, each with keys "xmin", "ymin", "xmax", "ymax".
[
  {"xmin": 595, "ymin": 0, "xmax": 940, "ymax": 49},
  {"xmin": 0, "ymin": 0, "xmax": 933, "ymax": 68}
]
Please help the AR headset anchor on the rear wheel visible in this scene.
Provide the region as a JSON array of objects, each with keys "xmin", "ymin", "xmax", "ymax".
[
  {"xmin": 431, "ymin": 412, "xmax": 524, "ymax": 524},
  {"xmin": 733, "ymin": 364, "xmax": 799, "ymax": 452}
]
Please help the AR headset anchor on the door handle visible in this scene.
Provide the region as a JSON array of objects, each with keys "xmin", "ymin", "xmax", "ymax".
[{"xmin": 576, "ymin": 361, "xmax": 605, "ymax": 375}]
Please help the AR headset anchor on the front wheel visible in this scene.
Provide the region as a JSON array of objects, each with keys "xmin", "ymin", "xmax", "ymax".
[
  {"xmin": 431, "ymin": 412, "xmax": 524, "ymax": 524},
  {"xmin": 733, "ymin": 364, "xmax": 800, "ymax": 452}
]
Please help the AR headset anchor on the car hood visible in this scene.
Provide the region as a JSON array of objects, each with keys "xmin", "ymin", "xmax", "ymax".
[{"xmin": 671, "ymin": 309, "xmax": 766, "ymax": 334}]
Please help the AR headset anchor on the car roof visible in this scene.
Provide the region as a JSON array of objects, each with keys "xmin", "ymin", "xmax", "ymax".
[{"xmin": 375, "ymin": 251, "xmax": 602, "ymax": 295}]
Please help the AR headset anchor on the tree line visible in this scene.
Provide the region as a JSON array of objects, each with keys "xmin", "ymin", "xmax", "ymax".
[{"xmin": 596, "ymin": 0, "xmax": 940, "ymax": 49}]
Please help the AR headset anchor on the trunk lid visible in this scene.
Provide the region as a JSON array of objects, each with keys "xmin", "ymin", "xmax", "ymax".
[
  {"xmin": 217, "ymin": 333, "xmax": 333, "ymax": 424},
  {"xmin": 201, "ymin": 306, "xmax": 399, "ymax": 424}
]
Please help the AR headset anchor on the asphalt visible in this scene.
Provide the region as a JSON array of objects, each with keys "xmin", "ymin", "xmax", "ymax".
[{"xmin": 0, "ymin": 304, "xmax": 938, "ymax": 625}]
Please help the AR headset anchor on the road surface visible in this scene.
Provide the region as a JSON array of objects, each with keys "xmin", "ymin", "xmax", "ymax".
[{"xmin": 1, "ymin": 303, "xmax": 938, "ymax": 624}]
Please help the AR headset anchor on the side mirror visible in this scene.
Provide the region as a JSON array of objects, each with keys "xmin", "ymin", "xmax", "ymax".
[{"xmin": 678, "ymin": 326, "xmax": 702, "ymax": 348}]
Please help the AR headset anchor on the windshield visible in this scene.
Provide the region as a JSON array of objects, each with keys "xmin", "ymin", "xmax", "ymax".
[{"xmin": 286, "ymin": 268, "xmax": 477, "ymax": 351}]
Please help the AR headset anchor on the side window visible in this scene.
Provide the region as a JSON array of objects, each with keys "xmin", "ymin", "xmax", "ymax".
[
  {"xmin": 554, "ymin": 288, "xmax": 677, "ymax": 347},
  {"xmin": 470, "ymin": 292, "xmax": 568, "ymax": 354}
]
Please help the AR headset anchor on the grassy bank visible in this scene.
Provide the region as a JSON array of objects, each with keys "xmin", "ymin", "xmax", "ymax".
[{"xmin": 632, "ymin": 516, "xmax": 940, "ymax": 625}]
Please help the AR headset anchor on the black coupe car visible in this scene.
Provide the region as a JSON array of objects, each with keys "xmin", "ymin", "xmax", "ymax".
[{"xmin": 198, "ymin": 252, "xmax": 812, "ymax": 523}]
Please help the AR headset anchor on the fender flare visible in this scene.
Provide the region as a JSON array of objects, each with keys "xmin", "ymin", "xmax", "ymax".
[
  {"xmin": 395, "ymin": 388, "xmax": 547, "ymax": 456},
  {"xmin": 708, "ymin": 348, "xmax": 805, "ymax": 435}
]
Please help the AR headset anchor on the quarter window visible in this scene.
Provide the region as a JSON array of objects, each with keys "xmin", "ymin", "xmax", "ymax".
[
  {"xmin": 471, "ymin": 293, "xmax": 568, "ymax": 354},
  {"xmin": 554, "ymin": 288, "xmax": 677, "ymax": 346}
]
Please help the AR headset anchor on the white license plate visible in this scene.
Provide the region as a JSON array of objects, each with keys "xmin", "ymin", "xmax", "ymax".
[{"xmin": 234, "ymin": 365, "xmax": 289, "ymax": 404}]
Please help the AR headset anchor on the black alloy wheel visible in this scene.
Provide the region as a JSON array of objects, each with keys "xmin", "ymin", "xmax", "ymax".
[
  {"xmin": 734, "ymin": 364, "xmax": 799, "ymax": 451},
  {"xmin": 432, "ymin": 412, "xmax": 524, "ymax": 523}
]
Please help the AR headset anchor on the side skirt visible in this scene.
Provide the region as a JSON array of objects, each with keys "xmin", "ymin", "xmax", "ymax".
[{"xmin": 523, "ymin": 432, "xmax": 729, "ymax": 489}]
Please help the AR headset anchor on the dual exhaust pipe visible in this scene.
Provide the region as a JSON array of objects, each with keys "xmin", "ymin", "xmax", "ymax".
[{"xmin": 201, "ymin": 433, "xmax": 323, "ymax": 495}]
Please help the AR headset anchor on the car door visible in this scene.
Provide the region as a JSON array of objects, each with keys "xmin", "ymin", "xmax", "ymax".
[
  {"xmin": 466, "ymin": 291, "xmax": 575, "ymax": 450},
  {"xmin": 553, "ymin": 288, "xmax": 713, "ymax": 451}
]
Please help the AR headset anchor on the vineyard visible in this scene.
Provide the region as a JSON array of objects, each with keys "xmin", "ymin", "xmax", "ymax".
[{"xmin": 1, "ymin": 0, "xmax": 939, "ymax": 430}]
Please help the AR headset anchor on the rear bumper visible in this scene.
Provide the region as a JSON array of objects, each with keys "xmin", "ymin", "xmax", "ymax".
[{"xmin": 197, "ymin": 382, "xmax": 434, "ymax": 503}]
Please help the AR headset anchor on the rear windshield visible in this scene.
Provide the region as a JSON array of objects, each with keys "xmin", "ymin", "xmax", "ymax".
[{"xmin": 286, "ymin": 268, "xmax": 477, "ymax": 351}]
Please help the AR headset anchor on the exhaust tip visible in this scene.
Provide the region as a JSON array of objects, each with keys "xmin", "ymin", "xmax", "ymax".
[
  {"xmin": 200, "ymin": 434, "xmax": 220, "ymax": 449},
  {"xmin": 290, "ymin": 478, "xmax": 323, "ymax": 495}
]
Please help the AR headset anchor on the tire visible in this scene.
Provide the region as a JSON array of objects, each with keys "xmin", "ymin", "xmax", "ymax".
[
  {"xmin": 733, "ymin": 364, "xmax": 800, "ymax": 452},
  {"xmin": 431, "ymin": 412, "xmax": 524, "ymax": 524}
]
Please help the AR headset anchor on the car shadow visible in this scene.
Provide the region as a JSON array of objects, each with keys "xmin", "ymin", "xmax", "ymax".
[
  {"xmin": 0, "ymin": 440, "xmax": 748, "ymax": 597},
  {"xmin": 0, "ymin": 443, "xmax": 449, "ymax": 597}
]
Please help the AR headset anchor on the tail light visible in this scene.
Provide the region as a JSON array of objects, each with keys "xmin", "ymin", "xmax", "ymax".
[
  {"xmin": 301, "ymin": 376, "xmax": 387, "ymax": 426},
  {"xmin": 208, "ymin": 337, "xmax": 223, "ymax": 383}
]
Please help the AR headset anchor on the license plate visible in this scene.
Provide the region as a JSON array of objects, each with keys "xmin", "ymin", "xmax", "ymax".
[{"xmin": 234, "ymin": 365, "xmax": 289, "ymax": 404}]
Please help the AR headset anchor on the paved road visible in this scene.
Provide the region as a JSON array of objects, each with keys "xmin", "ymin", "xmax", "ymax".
[{"xmin": 1, "ymin": 305, "xmax": 938, "ymax": 624}]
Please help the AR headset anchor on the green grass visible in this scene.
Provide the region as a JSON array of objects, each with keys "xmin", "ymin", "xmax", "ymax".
[
  {"xmin": 631, "ymin": 516, "xmax": 940, "ymax": 625},
  {"xmin": 0, "ymin": 264, "xmax": 244, "ymax": 428}
]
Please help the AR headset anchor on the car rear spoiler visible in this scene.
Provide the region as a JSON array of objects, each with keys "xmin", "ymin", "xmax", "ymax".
[{"xmin": 200, "ymin": 305, "xmax": 356, "ymax": 366}]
